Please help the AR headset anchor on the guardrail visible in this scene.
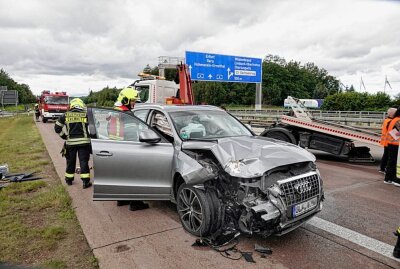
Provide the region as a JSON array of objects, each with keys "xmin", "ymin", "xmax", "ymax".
[{"xmin": 0, "ymin": 111, "xmax": 32, "ymax": 118}]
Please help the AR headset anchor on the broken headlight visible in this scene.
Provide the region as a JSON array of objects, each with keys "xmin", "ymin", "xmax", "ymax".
[{"xmin": 225, "ymin": 160, "xmax": 245, "ymax": 174}]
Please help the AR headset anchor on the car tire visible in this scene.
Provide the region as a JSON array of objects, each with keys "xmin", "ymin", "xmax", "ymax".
[
  {"xmin": 206, "ymin": 188, "xmax": 222, "ymax": 234},
  {"xmin": 42, "ymin": 117, "xmax": 47, "ymax": 123},
  {"xmin": 177, "ymin": 184, "xmax": 212, "ymax": 237}
]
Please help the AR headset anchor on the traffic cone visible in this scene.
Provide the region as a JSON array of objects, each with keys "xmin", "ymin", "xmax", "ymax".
[{"xmin": 394, "ymin": 227, "xmax": 400, "ymax": 259}]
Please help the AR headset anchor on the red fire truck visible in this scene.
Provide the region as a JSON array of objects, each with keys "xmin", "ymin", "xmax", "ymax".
[{"xmin": 38, "ymin": 91, "xmax": 69, "ymax": 123}]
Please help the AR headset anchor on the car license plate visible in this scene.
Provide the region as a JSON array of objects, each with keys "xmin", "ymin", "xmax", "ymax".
[{"xmin": 292, "ymin": 197, "xmax": 318, "ymax": 217}]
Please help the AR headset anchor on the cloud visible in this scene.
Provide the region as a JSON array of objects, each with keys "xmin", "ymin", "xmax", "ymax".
[{"xmin": 0, "ymin": 0, "xmax": 399, "ymax": 97}]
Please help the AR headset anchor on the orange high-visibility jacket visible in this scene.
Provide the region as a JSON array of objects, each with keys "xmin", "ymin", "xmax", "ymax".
[
  {"xmin": 380, "ymin": 118, "xmax": 392, "ymax": 147},
  {"xmin": 386, "ymin": 117, "xmax": 400, "ymax": 146}
]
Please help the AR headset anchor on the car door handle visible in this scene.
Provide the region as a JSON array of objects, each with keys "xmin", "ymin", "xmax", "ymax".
[{"xmin": 96, "ymin": 151, "xmax": 113, "ymax": 157}]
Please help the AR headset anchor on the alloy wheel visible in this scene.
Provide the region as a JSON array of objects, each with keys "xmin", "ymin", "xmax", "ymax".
[{"xmin": 177, "ymin": 187, "xmax": 204, "ymax": 233}]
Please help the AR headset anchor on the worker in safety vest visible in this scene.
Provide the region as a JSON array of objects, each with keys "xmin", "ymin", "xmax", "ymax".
[
  {"xmin": 107, "ymin": 87, "xmax": 139, "ymax": 140},
  {"xmin": 380, "ymin": 107, "xmax": 397, "ymax": 174},
  {"xmin": 384, "ymin": 107, "xmax": 400, "ymax": 186},
  {"xmin": 55, "ymin": 98, "xmax": 92, "ymax": 189}
]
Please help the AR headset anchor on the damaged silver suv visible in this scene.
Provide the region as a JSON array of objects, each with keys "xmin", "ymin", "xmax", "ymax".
[{"xmin": 87, "ymin": 105, "xmax": 324, "ymax": 238}]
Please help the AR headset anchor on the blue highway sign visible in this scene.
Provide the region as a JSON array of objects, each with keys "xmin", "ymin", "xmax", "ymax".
[{"xmin": 185, "ymin": 51, "xmax": 262, "ymax": 83}]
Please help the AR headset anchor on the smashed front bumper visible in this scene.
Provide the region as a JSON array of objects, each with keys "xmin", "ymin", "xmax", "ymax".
[{"xmin": 248, "ymin": 171, "xmax": 323, "ymax": 236}]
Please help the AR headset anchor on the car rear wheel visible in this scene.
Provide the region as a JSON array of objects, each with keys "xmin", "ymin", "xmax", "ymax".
[{"xmin": 177, "ymin": 184, "xmax": 211, "ymax": 237}]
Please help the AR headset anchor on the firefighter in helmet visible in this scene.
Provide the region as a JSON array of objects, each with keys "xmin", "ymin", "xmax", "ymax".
[
  {"xmin": 34, "ymin": 103, "xmax": 40, "ymax": 121},
  {"xmin": 114, "ymin": 86, "xmax": 139, "ymax": 111},
  {"xmin": 107, "ymin": 87, "xmax": 139, "ymax": 140},
  {"xmin": 55, "ymin": 98, "xmax": 92, "ymax": 189}
]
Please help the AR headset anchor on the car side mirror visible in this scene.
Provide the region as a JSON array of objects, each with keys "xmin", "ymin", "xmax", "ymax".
[{"xmin": 139, "ymin": 129, "xmax": 161, "ymax": 144}]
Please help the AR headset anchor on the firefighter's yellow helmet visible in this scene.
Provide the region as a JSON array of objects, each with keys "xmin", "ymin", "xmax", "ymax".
[
  {"xmin": 117, "ymin": 87, "xmax": 139, "ymax": 105},
  {"xmin": 70, "ymin": 98, "xmax": 86, "ymax": 110}
]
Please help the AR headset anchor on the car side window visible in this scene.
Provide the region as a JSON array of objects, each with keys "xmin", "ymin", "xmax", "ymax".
[
  {"xmin": 91, "ymin": 108, "xmax": 148, "ymax": 142},
  {"xmin": 133, "ymin": 109, "xmax": 150, "ymax": 122}
]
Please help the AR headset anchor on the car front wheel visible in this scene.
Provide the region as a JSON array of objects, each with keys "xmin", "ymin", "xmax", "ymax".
[{"xmin": 177, "ymin": 184, "xmax": 211, "ymax": 237}]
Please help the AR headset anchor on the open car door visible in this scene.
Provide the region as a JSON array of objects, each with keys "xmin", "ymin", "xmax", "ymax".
[{"xmin": 87, "ymin": 107, "xmax": 174, "ymax": 201}]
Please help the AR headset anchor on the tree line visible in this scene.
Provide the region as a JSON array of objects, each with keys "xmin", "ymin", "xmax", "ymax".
[{"xmin": 0, "ymin": 69, "xmax": 36, "ymax": 104}]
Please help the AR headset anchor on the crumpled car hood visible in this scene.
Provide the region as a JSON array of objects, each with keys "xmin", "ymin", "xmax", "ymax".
[{"xmin": 182, "ymin": 136, "xmax": 316, "ymax": 178}]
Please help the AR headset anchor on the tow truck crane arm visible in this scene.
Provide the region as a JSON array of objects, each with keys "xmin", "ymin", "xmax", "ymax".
[
  {"xmin": 177, "ymin": 64, "xmax": 194, "ymax": 105},
  {"xmin": 168, "ymin": 63, "xmax": 194, "ymax": 105}
]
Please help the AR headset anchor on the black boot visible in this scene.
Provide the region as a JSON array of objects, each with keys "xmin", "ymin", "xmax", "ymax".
[
  {"xmin": 82, "ymin": 179, "xmax": 92, "ymax": 189},
  {"xmin": 394, "ymin": 228, "xmax": 400, "ymax": 259},
  {"xmin": 129, "ymin": 201, "xmax": 149, "ymax": 211},
  {"xmin": 65, "ymin": 178, "xmax": 73, "ymax": 185}
]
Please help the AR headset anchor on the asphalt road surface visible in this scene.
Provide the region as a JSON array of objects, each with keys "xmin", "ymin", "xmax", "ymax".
[{"xmin": 37, "ymin": 120, "xmax": 400, "ymax": 269}]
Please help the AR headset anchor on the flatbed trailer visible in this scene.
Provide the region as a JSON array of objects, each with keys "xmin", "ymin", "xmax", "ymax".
[{"xmin": 260, "ymin": 96, "xmax": 382, "ymax": 162}]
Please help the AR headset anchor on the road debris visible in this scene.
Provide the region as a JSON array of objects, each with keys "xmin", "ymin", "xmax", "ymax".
[
  {"xmin": 254, "ymin": 243, "xmax": 273, "ymax": 255},
  {"xmin": 0, "ymin": 163, "xmax": 9, "ymax": 179},
  {"xmin": 191, "ymin": 231, "xmax": 262, "ymax": 263},
  {"xmin": 242, "ymin": 252, "xmax": 256, "ymax": 263},
  {"xmin": 191, "ymin": 233, "xmax": 274, "ymax": 263},
  {"xmin": 0, "ymin": 171, "xmax": 43, "ymax": 189}
]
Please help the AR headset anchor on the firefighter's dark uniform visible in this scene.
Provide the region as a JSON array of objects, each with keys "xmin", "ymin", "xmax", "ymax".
[
  {"xmin": 54, "ymin": 106, "xmax": 92, "ymax": 188},
  {"xmin": 34, "ymin": 104, "xmax": 40, "ymax": 121}
]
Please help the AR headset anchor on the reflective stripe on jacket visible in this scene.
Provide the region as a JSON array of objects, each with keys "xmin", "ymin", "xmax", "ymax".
[
  {"xmin": 380, "ymin": 118, "xmax": 392, "ymax": 147},
  {"xmin": 386, "ymin": 117, "xmax": 400, "ymax": 146}
]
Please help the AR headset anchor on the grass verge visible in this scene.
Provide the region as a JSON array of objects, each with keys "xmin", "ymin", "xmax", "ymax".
[{"xmin": 0, "ymin": 115, "xmax": 98, "ymax": 269}]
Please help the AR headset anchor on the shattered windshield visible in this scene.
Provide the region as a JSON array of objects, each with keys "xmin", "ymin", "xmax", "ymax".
[
  {"xmin": 44, "ymin": 96, "xmax": 69, "ymax": 105},
  {"xmin": 169, "ymin": 110, "xmax": 252, "ymax": 140}
]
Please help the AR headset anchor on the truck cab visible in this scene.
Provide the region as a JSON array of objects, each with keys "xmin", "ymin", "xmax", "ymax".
[
  {"xmin": 38, "ymin": 91, "xmax": 69, "ymax": 123},
  {"xmin": 132, "ymin": 74, "xmax": 179, "ymax": 104}
]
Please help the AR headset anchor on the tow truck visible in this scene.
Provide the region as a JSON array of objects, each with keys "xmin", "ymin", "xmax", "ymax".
[
  {"xmin": 132, "ymin": 63, "xmax": 194, "ymax": 105},
  {"xmin": 260, "ymin": 96, "xmax": 381, "ymax": 162},
  {"xmin": 38, "ymin": 90, "xmax": 69, "ymax": 123}
]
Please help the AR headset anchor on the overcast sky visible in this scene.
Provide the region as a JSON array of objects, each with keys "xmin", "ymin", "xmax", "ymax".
[{"xmin": 0, "ymin": 0, "xmax": 399, "ymax": 98}]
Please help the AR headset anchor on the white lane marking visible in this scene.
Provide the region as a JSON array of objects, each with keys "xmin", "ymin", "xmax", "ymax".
[{"xmin": 307, "ymin": 217, "xmax": 399, "ymax": 262}]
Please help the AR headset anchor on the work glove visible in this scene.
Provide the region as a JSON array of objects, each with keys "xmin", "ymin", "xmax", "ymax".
[{"xmin": 60, "ymin": 142, "xmax": 68, "ymax": 158}]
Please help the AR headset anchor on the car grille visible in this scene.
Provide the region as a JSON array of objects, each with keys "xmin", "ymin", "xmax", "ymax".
[{"xmin": 278, "ymin": 172, "xmax": 320, "ymax": 207}]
